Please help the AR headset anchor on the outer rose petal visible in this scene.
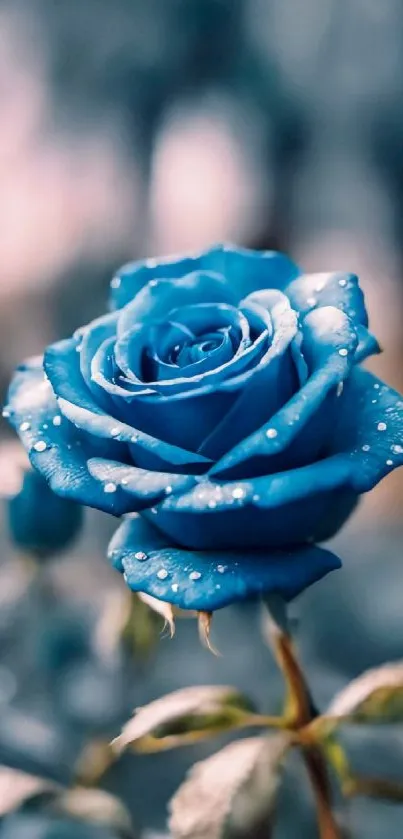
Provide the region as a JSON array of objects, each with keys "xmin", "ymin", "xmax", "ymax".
[
  {"xmin": 128, "ymin": 367, "xmax": 402, "ymax": 552},
  {"xmin": 109, "ymin": 244, "xmax": 300, "ymax": 311},
  {"xmin": 88, "ymin": 458, "xmax": 196, "ymax": 511},
  {"xmin": 331, "ymin": 368, "xmax": 403, "ymax": 491},
  {"xmin": 6, "ymin": 359, "xmax": 135, "ymax": 515},
  {"xmin": 108, "ymin": 516, "xmax": 341, "ymax": 611},
  {"xmin": 142, "ymin": 460, "xmax": 358, "ymax": 550},
  {"xmin": 285, "ymin": 271, "xmax": 368, "ymax": 327}
]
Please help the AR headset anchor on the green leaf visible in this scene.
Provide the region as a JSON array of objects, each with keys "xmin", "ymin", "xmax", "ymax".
[
  {"xmin": 322, "ymin": 662, "xmax": 403, "ymax": 727},
  {"xmin": 48, "ymin": 788, "xmax": 136, "ymax": 838},
  {"xmin": 112, "ymin": 686, "xmax": 258, "ymax": 754},
  {"xmin": 0, "ymin": 766, "xmax": 57, "ymax": 815},
  {"xmin": 169, "ymin": 734, "xmax": 291, "ymax": 839}
]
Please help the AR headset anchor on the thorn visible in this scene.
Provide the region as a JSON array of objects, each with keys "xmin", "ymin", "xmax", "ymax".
[{"xmin": 198, "ymin": 611, "xmax": 220, "ymax": 656}]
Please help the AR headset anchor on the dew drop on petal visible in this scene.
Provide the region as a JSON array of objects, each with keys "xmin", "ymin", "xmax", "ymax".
[
  {"xmin": 135, "ymin": 551, "xmax": 148, "ymax": 561},
  {"xmin": 2, "ymin": 408, "xmax": 10, "ymax": 418},
  {"xmin": 110, "ymin": 276, "xmax": 121, "ymax": 289},
  {"xmin": 110, "ymin": 427, "xmax": 121, "ymax": 437},
  {"xmin": 386, "ymin": 459, "xmax": 393, "ymax": 466},
  {"xmin": 157, "ymin": 568, "xmax": 168, "ymax": 580},
  {"xmin": 217, "ymin": 565, "xmax": 226, "ymax": 574},
  {"xmin": 104, "ymin": 482, "xmax": 117, "ymax": 493},
  {"xmin": 165, "ymin": 485, "xmax": 172, "ymax": 495},
  {"xmin": 306, "ymin": 296, "xmax": 317, "ymax": 307},
  {"xmin": 266, "ymin": 428, "xmax": 278, "ymax": 439},
  {"xmin": 33, "ymin": 440, "xmax": 47, "ymax": 452},
  {"xmin": 374, "ymin": 383, "xmax": 380, "ymax": 390},
  {"xmin": 232, "ymin": 486, "xmax": 246, "ymax": 499},
  {"xmin": 377, "ymin": 422, "xmax": 387, "ymax": 432},
  {"xmin": 339, "ymin": 278, "xmax": 347, "ymax": 287},
  {"xmin": 20, "ymin": 421, "xmax": 30, "ymax": 431},
  {"xmin": 362, "ymin": 444, "xmax": 370, "ymax": 452},
  {"xmin": 53, "ymin": 416, "xmax": 62, "ymax": 426},
  {"xmin": 121, "ymin": 478, "xmax": 128, "ymax": 486},
  {"xmin": 392, "ymin": 444, "xmax": 403, "ymax": 454},
  {"xmin": 189, "ymin": 571, "xmax": 201, "ymax": 581},
  {"xmin": 171, "ymin": 583, "xmax": 179, "ymax": 592},
  {"xmin": 338, "ymin": 348, "xmax": 348, "ymax": 357}
]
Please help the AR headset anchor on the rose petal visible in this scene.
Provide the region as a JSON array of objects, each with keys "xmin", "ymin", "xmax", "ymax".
[
  {"xmin": 109, "ymin": 244, "xmax": 300, "ymax": 311},
  {"xmin": 108, "ymin": 516, "xmax": 340, "ymax": 611},
  {"xmin": 331, "ymin": 368, "xmax": 403, "ymax": 491},
  {"xmin": 117, "ymin": 270, "xmax": 236, "ymax": 335},
  {"xmin": 6, "ymin": 360, "xmax": 134, "ymax": 515},
  {"xmin": 211, "ymin": 306, "xmax": 358, "ymax": 478},
  {"xmin": 285, "ymin": 271, "xmax": 368, "ymax": 327},
  {"xmin": 88, "ymin": 458, "xmax": 195, "ymax": 510},
  {"xmin": 44, "ymin": 340, "xmax": 212, "ymax": 475}
]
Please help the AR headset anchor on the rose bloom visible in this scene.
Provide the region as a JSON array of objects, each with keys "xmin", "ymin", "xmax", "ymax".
[{"xmin": 7, "ymin": 246, "xmax": 403, "ymax": 611}]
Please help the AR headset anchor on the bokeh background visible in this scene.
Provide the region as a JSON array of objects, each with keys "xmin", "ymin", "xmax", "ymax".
[{"xmin": 0, "ymin": 1, "xmax": 402, "ymax": 837}]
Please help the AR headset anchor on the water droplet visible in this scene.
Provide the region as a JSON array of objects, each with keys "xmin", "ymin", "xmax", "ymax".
[
  {"xmin": 2, "ymin": 408, "xmax": 10, "ymax": 418},
  {"xmin": 362, "ymin": 444, "xmax": 370, "ymax": 452},
  {"xmin": 53, "ymin": 416, "xmax": 62, "ymax": 426},
  {"xmin": 135, "ymin": 551, "xmax": 148, "ymax": 561},
  {"xmin": 171, "ymin": 583, "xmax": 179, "ymax": 593},
  {"xmin": 121, "ymin": 478, "xmax": 128, "ymax": 486},
  {"xmin": 252, "ymin": 494, "xmax": 260, "ymax": 502},
  {"xmin": 217, "ymin": 565, "xmax": 226, "ymax": 574},
  {"xmin": 306, "ymin": 296, "xmax": 316, "ymax": 307},
  {"xmin": 266, "ymin": 428, "xmax": 278, "ymax": 439},
  {"xmin": 377, "ymin": 422, "xmax": 387, "ymax": 432},
  {"xmin": 386, "ymin": 459, "xmax": 393, "ymax": 466},
  {"xmin": 371, "ymin": 399, "xmax": 377, "ymax": 404},
  {"xmin": 232, "ymin": 486, "xmax": 246, "ymax": 499},
  {"xmin": 149, "ymin": 279, "xmax": 158, "ymax": 287},
  {"xmin": 208, "ymin": 499, "xmax": 217, "ymax": 508},
  {"xmin": 392, "ymin": 444, "xmax": 403, "ymax": 454},
  {"xmin": 104, "ymin": 482, "xmax": 117, "ymax": 493},
  {"xmin": 110, "ymin": 426, "xmax": 121, "ymax": 437},
  {"xmin": 189, "ymin": 571, "xmax": 201, "ymax": 581},
  {"xmin": 110, "ymin": 276, "xmax": 121, "ymax": 289},
  {"xmin": 150, "ymin": 507, "xmax": 158, "ymax": 514},
  {"xmin": 336, "ymin": 382, "xmax": 344, "ymax": 397},
  {"xmin": 33, "ymin": 440, "xmax": 47, "ymax": 452},
  {"xmin": 165, "ymin": 485, "xmax": 172, "ymax": 495},
  {"xmin": 339, "ymin": 278, "xmax": 347, "ymax": 287},
  {"xmin": 374, "ymin": 383, "xmax": 380, "ymax": 390},
  {"xmin": 338, "ymin": 348, "xmax": 348, "ymax": 357},
  {"xmin": 20, "ymin": 421, "xmax": 30, "ymax": 431},
  {"xmin": 131, "ymin": 434, "xmax": 139, "ymax": 443},
  {"xmin": 157, "ymin": 568, "xmax": 168, "ymax": 580},
  {"xmin": 43, "ymin": 423, "xmax": 48, "ymax": 430}
]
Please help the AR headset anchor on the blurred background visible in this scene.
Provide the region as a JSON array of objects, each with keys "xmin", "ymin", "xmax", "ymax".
[{"xmin": 0, "ymin": 0, "xmax": 402, "ymax": 836}]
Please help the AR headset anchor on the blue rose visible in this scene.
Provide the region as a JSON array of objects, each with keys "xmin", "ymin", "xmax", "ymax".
[{"xmin": 6, "ymin": 245, "xmax": 403, "ymax": 611}]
